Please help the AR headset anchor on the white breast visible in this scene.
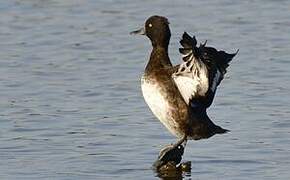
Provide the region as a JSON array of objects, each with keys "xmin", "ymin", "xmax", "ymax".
[{"xmin": 141, "ymin": 76, "xmax": 182, "ymax": 137}]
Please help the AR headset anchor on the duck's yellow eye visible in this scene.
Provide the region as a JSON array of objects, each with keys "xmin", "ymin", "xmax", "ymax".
[{"xmin": 148, "ymin": 23, "xmax": 153, "ymax": 27}]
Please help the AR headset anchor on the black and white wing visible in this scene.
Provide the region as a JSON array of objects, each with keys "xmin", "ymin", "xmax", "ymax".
[{"xmin": 172, "ymin": 32, "xmax": 238, "ymax": 109}]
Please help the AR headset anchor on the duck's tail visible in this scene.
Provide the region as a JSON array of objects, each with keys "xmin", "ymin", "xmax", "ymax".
[{"xmin": 214, "ymin": 125, "xmax": 230, "ymax": 134}]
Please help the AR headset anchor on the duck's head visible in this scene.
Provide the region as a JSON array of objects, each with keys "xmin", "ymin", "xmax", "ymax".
[{"xmin": 131, "ymin": 15, "xmax": 171, "ymax": 48}]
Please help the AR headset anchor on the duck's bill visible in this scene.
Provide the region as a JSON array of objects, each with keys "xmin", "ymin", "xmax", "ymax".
[{"xmin": 130, "ymin": 27, "xmax": 145, "ymax": 35}]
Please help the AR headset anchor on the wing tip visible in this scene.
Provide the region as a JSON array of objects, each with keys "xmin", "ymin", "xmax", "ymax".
[{"xmin": 180, "ymin": 32, "xmax": 197, "ymax": 48}]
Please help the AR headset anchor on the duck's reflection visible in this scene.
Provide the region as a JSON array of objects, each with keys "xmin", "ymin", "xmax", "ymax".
[{"xmin": 154, "ymin": 161, "xmax": 191, "ymax": 180}]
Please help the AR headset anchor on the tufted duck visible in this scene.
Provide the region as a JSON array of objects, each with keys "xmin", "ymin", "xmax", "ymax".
[{"xmin": 131, "ymin": 15, "xmax": 238, "ymax": 168}]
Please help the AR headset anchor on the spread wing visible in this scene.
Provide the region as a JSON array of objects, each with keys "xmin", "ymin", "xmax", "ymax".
[{"xmin": 172, "ymin": 32, "xmax": 238, "ymax": 109}]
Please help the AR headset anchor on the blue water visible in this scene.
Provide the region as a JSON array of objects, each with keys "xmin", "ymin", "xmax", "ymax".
[{"xmin": 0, "ymin": 0, "xmax": 290, "ymax": 179}]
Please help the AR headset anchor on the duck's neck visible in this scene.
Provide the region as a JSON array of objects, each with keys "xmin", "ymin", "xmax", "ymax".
[{"xmin": 145, "ymin": 46, "xmax": 172, "ymax": 73}]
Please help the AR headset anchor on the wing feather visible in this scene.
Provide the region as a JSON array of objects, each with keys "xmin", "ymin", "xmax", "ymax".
[{"xmin": 172, "ymin": 32, "xmax": 237, "ymax": 108}]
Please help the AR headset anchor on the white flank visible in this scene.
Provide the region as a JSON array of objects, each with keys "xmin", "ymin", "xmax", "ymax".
[{"xmin": 141, "ymin": 77, "xmax": 182, "ymax": 137}]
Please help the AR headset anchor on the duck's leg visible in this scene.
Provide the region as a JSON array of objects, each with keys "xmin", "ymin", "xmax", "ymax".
[{"xmin": 172, "ymin": 135, "xmax": 187, "ymax": 149}]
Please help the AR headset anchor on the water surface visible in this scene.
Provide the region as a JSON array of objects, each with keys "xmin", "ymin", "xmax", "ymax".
[{"xmin": 0, "ymin": 0, "xmax": 290, "ymax": 179}]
